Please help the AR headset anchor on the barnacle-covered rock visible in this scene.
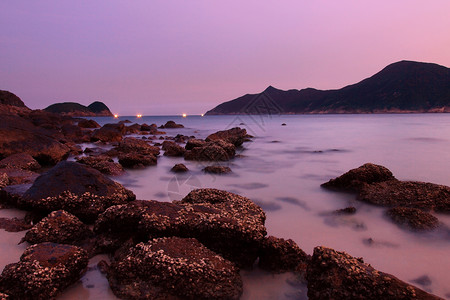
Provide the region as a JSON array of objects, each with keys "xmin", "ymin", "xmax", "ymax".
[
  {"xmin": 0, "ymin": 153, "xmax": 41, "ymax": 171},
  {"xmin": 162, "ymin": 141, "xmax": 186, "ymax": 157},
  {"xmin": 22, "ymin": 210, "xmax": 92, "ymax": 245},
  {"xmin": 115, "ymin": 137, "xmax": 160, "ymax": 156},
  {"xmin": 0, "ymin": 243, "xmax": 88, "ymax": 300},
  {"xmin": 76, "ymin": 155, "xmax": 124, "ymax": 175},
  {"xmin": 202, "ymin": 165, "xmax": 232, "ymax": 174},
  {"xmin": 19, "ymin": 161, "xmax": 135, "ymax": 223},
  {"xmin": 206, "ymin": 127, "xmax": 248, "ymax": 147},
  {"xmin": 171, "ymin": 163, "xmax": 188, "ymax": 173},
  {"xmin": 306, "ymin": 246, "xmax": 442, "ymax": 300},
  {"xmin": 107, "ymin": 237, "xmax": 242, "ymax": 300},
  {"xmin": 184, "ymin": 140, "xmax": 235, "ymax": 161},
  {"xmin": 386, "ymin": 207, "xmax": 440, "ymax": 231},
  {"xmin": 118, "ymin": 153, "xmax": 157, "ymax": 168}
]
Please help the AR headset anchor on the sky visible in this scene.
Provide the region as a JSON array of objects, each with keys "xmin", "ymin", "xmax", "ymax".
[{"xmin": 1, "ymin": 1, "xmax": 450, "ymax": 115}]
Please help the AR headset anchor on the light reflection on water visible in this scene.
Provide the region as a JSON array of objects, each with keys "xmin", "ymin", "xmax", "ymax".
[{"xmin": 1, "ymin": 114, "xmax": 449, "ymax": 299}]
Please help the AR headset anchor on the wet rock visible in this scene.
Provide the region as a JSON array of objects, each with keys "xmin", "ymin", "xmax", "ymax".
[
  {"xmin": 124, "ymin": 123, "xmax": 141, "ymax": 135},
  {"xmin": 321, "ymin": 163, "xmax": 396, "ymax": 192},
  {"xmin": 281, "ymin": 123, "xmax": 287, "ymax": 126},
  {"xmin": 76, "ymin": 155, "xmax": 124, "ymax": 175},
  {"xmin": 0, "ymin": 173, "xmax": 8, "ymax": 189},
  {"xmin": 140, "ymin": 123, "xmax": 157, "ymax": 132},
  {"xmin": 107, "ymin": 237, "xmax": 242, "ymax": 300},
  {"xmin": 171, "ymin": 163, "xmax": 189, "ymax": 173},
  {"xmin": 412, "ymin": 275, "xmax": 432, "ymax": 287},
  {"xmin": 206, "ymin": 127, "xmax": 248, "ymax": 147},
  {"xmin": 184, "ymin": 140, "xmax": 235, "ymax": 161},
  {"xmin": 386, "ymin": 207, "xmax": 439, "ymax": 231},
  {"xmin": 0, "ymin": 115, "xmax": 70, "ymax": 165},
  {"xmin": 61, "ymin": 124, "xmax": 91, "ymax": 143},
  {"xmin": 0, "ymin": 168, "xmax": 39, "ymax": 185},
  {"xmin": 22, "ymin": 210, "xmax": 92, "ymax": 245},
  {"xmin": 0, "ymin": 242, "xmax": 88, "ymax": 300},
  {"xmin": 174, "ymin": 134, "xmax": 190, "ymax": 143},
  {"xmin": 115, "ymin": 137, "xmax": 160, "ymax": 156},
  {"xmin": 334, "ymin": 206, "xmax": 357, "ymax": 215},
  {"xmin": 0, "ymin": 153, "xmax": 41, "ymax": 171},
  {"xmin": 359, "ymin": 180, "xmax": 450, "ymax": 213},
  {"xmin": 185, "ymin": 138, "xmax": 207, "ymax": 150},
  {"xmin": 77, "ymin": 119, "xmax": 100, "ymax": 128},
  {"xmin": 0, "ymin": 184, "xmax": 31, "ymax": 207},
  {"xmin": 160, "ymin": 120, "xmax": 184, "ymax": 129},
  {"xmin": 258, "ymin": 236, "xmax": 309, "ymax": 273},
  {"xmin": 91, "ymin": 123, "xmax": 124, "ymax": 142},
  {"xmin": 118, "ymin": 153, "xmax": 157, "ymax": 168},
  {"xmin": 306, "ymin": 246, "xmax": 441, "ymax": 300},
  {"xmin": 19, "ymin": 161, "xmax": 135, "ymax": 223},
  {"xmin": 0, "ymin": 217, "xmax": 33, "ymax": 232},
  {"xmin": 202, "ymin": 165, "xmax": 232, "ymax": 174},
  {"xmin": 162, "ymin": 141, "xmax": 186, "ymax": 157}
]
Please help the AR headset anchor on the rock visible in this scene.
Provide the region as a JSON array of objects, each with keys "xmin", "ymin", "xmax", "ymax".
[
  {"xmin": 0, "ymin": 184, "xmax": 31, "ymax": 207},
  {"xmin": 0, "ymin": 292, "xmax": 9, "ymax": 299},
  {"xmin": 334, "ymin": 207, "xmax": 357, "ymax": 215},
  {"xmin": 140, "ymin": 123, "xmax": 157, "ymax": 132},
  {"xmin": 115, "ymin": 137, "xmax": 160, "ymax": 156},
  {"xmin": 171, "ymin": 163, "xmax": 188, "ymax": 173},
  {"xmin": 174, "ymin": 134, "xmax": 189, "ymax": 143},
  {"xmin": 118, "ymin": 153, "xmax": 157, "ymax": 168},
  {"xmin": 0, "ymin": 217, "xmax": 33, "ymax": 232},
  {"xmin": 202, "ymin": 165, "xmax": 232, "ymax": 174},
  {"xmin": 20, "ymin": 161, "xmax": 135, "ymax": 222},
  {"xmin": 0, "ymin": 90, "xmax": 27, "ymax": 107},
  {"xmin": 22, "ymin": 210, "xmax": 92, "ymax": 245},
  {"xmin": 160, "ymin": 120, "xmax": 184, "ymax": 129},
  {"xmin": 0, "ymin": 168, "xmax": 39, "ymax": 185},
  {"xmin": 359, "ymin": 180, "xmax": 450, "ymax": 212},
  {"xmin": 0, "ymin": 243, "xmax": 88, "ymax": 300},
  {"xmin": 281, "ymin": 123, "xmax": 286, "ymax": 126},
  {"xmin": 91, "ymin": 123, "xmax": 125, "ymax": 142},
  {"xmin": 306, "ymin": 246, "xmax": 442, "ymax": 300},
  {"xmin": 0, "ymin": 153, "xmax": 41, "ymax": 171},
  {"xmin": 258, "ymin": 236, "xmax": 309, "ymax": 273},
  {"xmin": 107, "ymin": 237, "xmax": 242, "ymax": 300},
  {"xmin": 206, "ymin": 127, "xmax": 248, "ymax": 147},
  {"xmin": 386, "ymin": 207, "xmax": 439, "ymax": 231},
  {"xmin": 76, "ymin": 155, "xmax": 124, "ymax": 175},
  {"xmin": 61, "ymin": 124, "xmax": 91, "ymax": 143},
  {"xmin": 321, "ymin": 163, "xmax": 396, "ymax": 192},
  {"xmin": 0, "ymin": 115, "xmax": 70, "ymax": 165},
  {"xmin": 0, "ymin": 173, "xmax": 8, "ymax": 189},
  {"xmin": 184, "ymin": 140, "xmax": 235, "ymax": 161},
  {"xmin": 95, "ymin": 189, "xmax": 267, "ymax": 267},
  {"xmin": 162, "ymin": 141, "xmax": 186, "ymax": 157},
  {"xmin": 77, "ymin": 119, "xmax": 100, "ymax": 128},
  {"xmin": 124, "ymin": 124, "xmax": 141, "ymax": 135},
  {"xmin": 185, "ymin": 138, "xmax": 207, "ymax": 150}
]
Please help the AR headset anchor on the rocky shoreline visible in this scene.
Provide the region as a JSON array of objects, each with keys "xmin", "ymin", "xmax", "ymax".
[{"xmin": 0, "ymin": 90, "xmax": 448, "ymax": 299}]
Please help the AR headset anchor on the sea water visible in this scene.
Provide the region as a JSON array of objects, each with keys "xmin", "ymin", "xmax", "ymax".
[{"xmin": 1, "ymin": 114, "xmax": 449, "ymax": 299}]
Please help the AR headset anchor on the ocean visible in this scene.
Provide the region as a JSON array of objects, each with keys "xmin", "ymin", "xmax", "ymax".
[{"xmin": 1, "ymin": 113, "xmax": 449, "ymax": 299}]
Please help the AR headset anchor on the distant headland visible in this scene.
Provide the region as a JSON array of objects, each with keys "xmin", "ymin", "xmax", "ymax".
[
  {"xmin": 205, "ymin": 60, "xmax": 450, "ymax": 115},
  {"xmin": 44, "ymin": 101, "xmax": 113, "ymax": 117}
]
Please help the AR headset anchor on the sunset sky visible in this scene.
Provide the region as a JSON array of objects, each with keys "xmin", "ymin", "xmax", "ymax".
[{"xmin": 1, "ymin": 1, "xmax": 449, "ymax": 115}]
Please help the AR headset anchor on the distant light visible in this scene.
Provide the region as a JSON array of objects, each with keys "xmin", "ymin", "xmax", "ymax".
[
  {"xmin": 182, "ymin": 113, "xmax": 187, "ymax": 118},
  {"xmin": 114, "ymin": 114, "xmax": 119, "ymax": 118},
  {"xmin": 201, "ymin": 114, "xmax": 204, "ymax": 117},
  {"xmin": 137, "ymin": 114, "xmax": 142, "ymax": 118}
]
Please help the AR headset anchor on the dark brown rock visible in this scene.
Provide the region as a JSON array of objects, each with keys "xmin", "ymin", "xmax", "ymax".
[
  {"xmin": 115, "ymin": 137, "xmax": 160, "ymax": 156},
  {"xmin": 107, "ymin": 237, "xmax": 242, "ymax": 300},
  {"xmin": 386, "ymin": 207, "xmax": 440, "ymax": 231},
  {"xmin": 0, "ymin": 153, "xmax": 40, "ymax": 171},
  {"xmin": 202, "ymin": 165, "xmax": 232, "ymax": 174},
  {"xmin": 22, "ymin": 210, "xmax": 92, "ymax": 245},
  {"xmin": 0, "ymin": 184, "xmax": 31, "ymax": 207},
  {"xmin": 0, "ymin": 168, "xmax": 39, "ymax": 185},
  {"xmin": 91, "ymin": 123, "xmax": 125, "ymax": 142},
  {"xmin": 184, "ymin": 140, "xmax": 235, "ymax": 161},
  {"xmin": 0, "ymin": 115, "xmax": 70, "ymax": 165},
  {"xmin": 77, "ymin": 119, "xmax": 100, "ymax": 128},
  {"xmin": 0, "ymin": 243, "xmax": 88, "ymax": 300},
  {"xmin": 0, "ymin": 173, "xmax": 8, "ymax": 189},
  {"xmin": 185, "ymin": 138, "xmax": 207, "ymax": 150},
  {"xmin": 19, "ymin": 161, "xmax": 135, "ymax": 222},
  {"xmin": 171, "ymin": 163, "xmax": 188, "ymax": 173},
  {"xmin": 334, "ymin": 206, "xmax": 357, "ymax": 215},
  {"xmin": 0, "ymin": 90, "xmax": 26, "ymax": 107},
  {"xmin": 0, "ymin": 217, "xmax": 32, "ymax": 232},
  {"xmin": 306, "ymin": 246, "xmax": 442, "ymax": 300},
  {"xmin": 162, "ymin": 141, "xmax": 186, "ymax": 157},
  {"xmin": 61, "ymin": 124, "xmax": 91, "ymax": 143},
  {"xmin": 322, "ymin": 163, "xmax": 396, "ymax": 192},
  {"xmin": 358, "ymin": 180, "xmax": 450, "ymax": 213},
  {"xmin": 160, "ymin": 120, "xmax": 184, "ymax": 129},
  {"xmin": 76, "ymin": 155, "xmax": 124, "ymax": 175},
  {"xmin": 206, "ymin": 127, "xmax": 248, "ymax": 147},
  {"xmin": 118, "ymin": 153, "xmax": 157, "ymax": 168},
  {"xmin": 258, "ymin": 236, "xmax": 309, "ymax": 273}
]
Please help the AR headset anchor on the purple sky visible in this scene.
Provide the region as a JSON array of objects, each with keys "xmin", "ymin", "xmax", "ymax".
[{"xmin": 1, "ymin": 1, "xmax": 449, "ymax": 115}]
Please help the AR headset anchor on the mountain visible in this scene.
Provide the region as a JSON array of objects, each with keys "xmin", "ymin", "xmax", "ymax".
[
  {"xmin": 205, "ymin": 61, "xmax": 450, "ymax": 115},
  {"xmin": 0, "ymin": 90, "xmax": 31, "ymax": 114},
  {"xmin": 45, "ymin": 101, "xmax": 113, "ymax": 117}
]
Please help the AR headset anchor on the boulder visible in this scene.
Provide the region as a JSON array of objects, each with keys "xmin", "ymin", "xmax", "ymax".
[
  {"xmin": 77, "ymin": 119, "xmax": 100, "ymax": 128},
  {"xmin": 107, "ymin": 237, "xmax": 242, "ymax": 300},
  {"xmin": 306, "ymin": 246, "xmax": 442, "ymax": 300},
  {"xmin": 61, "ymin": 124, "xmax": 90, "ymax": 143},
  {"xmin": 321, "ymin": 163, "xmax": 396, "ymax": 192},
  {"xmin": 0, "ymin": 90, "xmax": 27, "ymax": 107},
  {"xmin": 0, "ymin": 216, "xmax": 33, "ymax": 232},
  {"xmin": 91, "ymin": 123, "xmax": 125, "ymax": 142},
  {"xmin": 202, "ymin": 165, "xmax": 232, "ymax": 174},
  {"xmin": 258, "ymin": 236, "xmax": 309, "ymax": 273},
  {"xmin": 0, "ymin": 168, "xmax": 39, "ymax": 185},
  {"xmin": 0, "ymin": 115, "xmax": 70, "ymax": 165},
  {"xmin": 19, "ymin": 161, "xmax": 135, "ymax": 222},
  {"xmin": 184, "ymin": 140, "xmax": 235, "ymax": 161},
  {"xmin": 171, "ymin": 163, "xmax": 188, "ymax": 173},
  {"xmin": 76, "ymin": 155, "xmax": 124, "ymax": 175},
  {"xmin": 358, "ymin": 180, "xmax": 450, "ymax": 213},
  {"xmin": 118, "ymin": 153, "xmax": 157, "ymax": 168},
  {"xmin": 160, "ymin": 120, "xmax": 184, "ymax": 129},
  {"xmin": 206, "ymin": 127, "xmax": 248, "ymax": 147},
  {"xmin": 185, "ymin": 138, "xmax": 207, "ymax": 150},
  {"xmin": 0, "ymin": 184, "xmax": 31, "ymax": 207},
  {"xmin": 115, "ymin": 137, "xmax": 160, "ymax": 156},
  {"xmin": 386, "ymin": 207, "xmax": 440, "ymax": 231},
  {"xmin": 22, "ymin": 210, "xmax": 92, "ymax": 245},
  {"xmin": 162, "ymin": 141, "xmax": 186, "ymax": 157},
  {"xmin": 0, "ymin": 153, "xmax": 41, "ymax": 171},
  {"xmin": 0, "ymin": 243, "xmax": 88, "ymax": 300}
]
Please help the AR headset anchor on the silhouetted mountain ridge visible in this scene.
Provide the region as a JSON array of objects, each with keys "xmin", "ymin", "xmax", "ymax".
[
  {"xmin": 205, "ymin": 61, "xmax": 450, "ymax": 114},
  {"xmin": 45, "ymin": 101, "xmax": 113, "ymax": 117}
]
